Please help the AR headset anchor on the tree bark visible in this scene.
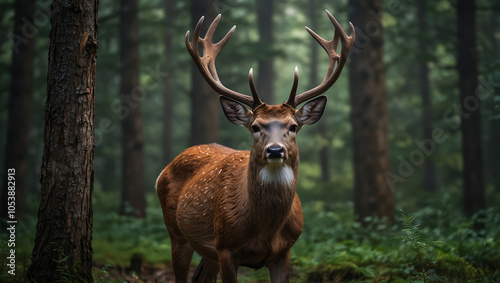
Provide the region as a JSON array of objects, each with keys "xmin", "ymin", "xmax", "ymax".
[
  {"xmin": 1, "ymin": 0, "xmax": 35, "ymax": 222},
  {"xmin": 348, "ymin": 0, "xmax": 394, "ymax": 224},
  {"xmin": 118, "ymin": 0, "xmax": 146, "ymax": 218},
  {"xmin": 26, "ymin": 0, "xmax": 98, "ymax": 281},
  {"xmin": 256, "ymin": 0, "xmax": 274, "ymax": 104},
  {"xmin": 189, "ymin": 0, "xmax": 219, "ymax": 146},
  {"xmin": 162, "ymin": 0, "xmax": 175, "ymax": 164},
  {"xmin": 417, "ymin": 0, "xmax": 437, "ymax": 192},
  {"xmin": 457, "ymin": 0, "xmax": 485, "ymax": 217}
]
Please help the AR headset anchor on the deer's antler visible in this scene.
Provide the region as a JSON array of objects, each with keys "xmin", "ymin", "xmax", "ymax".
[
  {"xmin": 286, "ymin": 10, "xmax": 355, "ymax": 108},
  {"xmin": 185, "ymin": 15, "xmax": 263, "ymax": 109}
]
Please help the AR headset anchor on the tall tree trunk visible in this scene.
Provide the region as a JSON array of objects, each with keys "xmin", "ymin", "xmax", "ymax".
[
  {"xmin": 308, "ymin": 1, "xmax": 330, "ymax": 182},
  {"xmin": 26, "ymin": 0, "xmax": 98, "ymax": 281},
  {"xmin": 0, "ymin": 6, "xmax": 9, "ymax": 48},
  {"xmin": 162, "ymin": 0, "xmax": 175, "ymax": 164},
  {"xmin": 1, "ymin": 0, "xmax": 35, "ymax": 222},
  {"xmin": 119, "ymin": 0, "xmax": 146, "ymax": 218},
  {"xmin": 256, "ymin": 0, "xmax": 274, "ymax": 103},
  {"xmin": 189, "ymin": 0, "xmax": 219, "ymax": 146},
  {"xmin": 349, "ymin": 0, "xmax": 394, "ymax": 224},
  {"xmin": 488, "ymin": 0, "xmax": 500, "ymax": 192},
  {"xmin": 457, "ymin": 0, "xmax": 485, "ymax": 217},
  {"xmin": 417, "ymin": 0, "xmax": 437, "ymax": 192}
]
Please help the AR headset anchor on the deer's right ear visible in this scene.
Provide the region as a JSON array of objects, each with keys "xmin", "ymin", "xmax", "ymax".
[{"xmin": 220, "ymin": 96, "xmax": 252, "ymax": 126}]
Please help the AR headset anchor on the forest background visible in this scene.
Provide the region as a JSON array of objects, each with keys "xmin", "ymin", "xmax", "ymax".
[{"xmin": 0, "ymin": 0, "xmax": 499, "ymax": 282}]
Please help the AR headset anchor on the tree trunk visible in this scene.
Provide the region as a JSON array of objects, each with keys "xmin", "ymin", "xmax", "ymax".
[
  {"xmin": 1, "ymin": 0, "xmax": 35, "ymax": 222},
  {"xmin": 487, "ymin": 0, "xmax": 500, "ymax": 192},
  {"xmin": 417, "ymin": 0, "xmax": 437, "ymax": 192},
  {"xmin": 256, "ymin": 0, "xmax": 274, "ymax": 104},
  {"xmin": 118, "ymin": 0, "xmax": 146, "ymax": 218},
  {"xmin": 348, "ymin": 0, "xmax": 394, "ymax": 224},
  {"xmin": 162, "ymin": 0, "xmax": 175, "ymax": 164},
  {"xmin": 26, "ymin": 0, "xmax": 98, "ymax": 281},
  {"xmin": 308, "ymin": 1, "xmax": 330, "ymax": 182},
  {"xmin": 457, "ymin": 0, "xmax": 485, "ymax": 217},
  {"xmin": 189, "ymin": 0, "xmax": 219, "ymax": 146}
]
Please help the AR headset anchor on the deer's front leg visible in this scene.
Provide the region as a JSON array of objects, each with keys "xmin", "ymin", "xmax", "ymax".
[
  {"xmin": 268, "ymin": 250, "xmax": 291, "ymax": 283},
  {"xmin": 218, "ymin": 249, "xmax": 239, "ymax": 283}
]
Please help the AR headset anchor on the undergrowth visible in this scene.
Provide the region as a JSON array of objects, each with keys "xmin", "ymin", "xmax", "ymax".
[
  {"xmin": 398, "ymin": 209, "xmax": 446, "ymax": 282},
  {"xmin": 1, "ymin": 190, "xmax": 499, "ymax": 282},
  {"xmin": 291, "ymin": 201, "xmax": 500, "ymax": 282}
]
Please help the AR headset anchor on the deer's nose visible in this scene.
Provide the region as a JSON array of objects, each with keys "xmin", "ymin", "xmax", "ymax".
[{"xmin": 266, "ymin": 146, "xmax": 284, "ymax": 159}]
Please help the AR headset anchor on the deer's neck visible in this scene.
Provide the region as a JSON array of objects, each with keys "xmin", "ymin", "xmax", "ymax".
[{"xmin": 245, "ymin": 157, "xmax": 299, "ymax": 229}]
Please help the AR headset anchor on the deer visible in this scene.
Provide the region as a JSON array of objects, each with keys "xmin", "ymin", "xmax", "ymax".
[{"xmin": 156, "ymin": 10, "xmax": 354, "ymax": 283}]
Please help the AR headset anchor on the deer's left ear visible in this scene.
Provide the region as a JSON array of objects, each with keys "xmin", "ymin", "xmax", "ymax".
[
  {"xmin": 220, "ymin": 96, "xmax": 253, "ymax": 126},
  {"xmin": 296, "ymin": 96, "xmax": 327, "ymax": 125}
]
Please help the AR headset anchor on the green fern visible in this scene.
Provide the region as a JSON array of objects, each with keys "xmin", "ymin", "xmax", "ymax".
[{"xmin": 399, "ymin": 209, "xmax": 446, "ymax": 282}]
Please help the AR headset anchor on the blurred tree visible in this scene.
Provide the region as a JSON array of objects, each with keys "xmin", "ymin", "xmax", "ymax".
[
  {"xmin": 1, "ymin": 0, "xmax": 34, "ymax": 221},
  {"xmin": 417, "ymin": 0, "xmax": 437, "ymax": 192},
  {"xmin": 189, "ymin": 0, "xmax": 219, "ymax": 146},
  {"xmin": 0, "ymin": 4, "xmax": 9, "ymax": 48},
  {"xmin": 163, "ymin": 0, "xmax": 175, "ymax": 164},
  {"xmin": 348, "ymin": 0, "xmax": 395, "ymax": 224},
  {"xmin": 486, "ymin": 0, "xmax": 500, "ymax": 191},
  {"xmin": 308, "ymin": 1, "xmax": 330, "ymax": 182},
  {"xmin": 26, "ymin": 0, "xmax": 98, "ymax": 281},
  {"xmin": 119, "ymin": 0, "xmax": 146, "ymax": 218},
  {"xmin": 456, "ymin": 0, "xmax": 485, "ymax": 217},
  {"xmin": 256, "ymin": 0, "xmax": 275, "ymax": 103}
]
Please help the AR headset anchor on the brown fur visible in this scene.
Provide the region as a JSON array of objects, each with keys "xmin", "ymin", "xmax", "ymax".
[
  {"xmin": 161, "ymin": 10, "xmax": 353, "ymax": 281},
  {"xmin": 156, "ymin": 103, "xmax": 315, "ymax": 282}
]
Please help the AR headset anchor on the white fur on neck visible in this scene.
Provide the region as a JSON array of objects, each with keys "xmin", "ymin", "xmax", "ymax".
[
  {"xmin": 155, "ymin": 172, "xmax": 161, "ymax": 192},
  {"xmin": 259, "ymin": 165, "xmax": 294, "ymax": 186}
]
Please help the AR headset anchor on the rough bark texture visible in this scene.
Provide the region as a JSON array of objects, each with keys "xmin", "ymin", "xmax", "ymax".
[
  {"xmin": 26, "ymin": 0, "xmax": 98, "ymax": 281},
  {"xmin": 256, "ymin": 0, "xmax": 274, "ymax": 104},
  {"xmin": 119, "ymin": 0, "xmax": 146, "ymax": 218},
  {"xmin": 162, "ymin": 0, "xmax": 174, "ymax": 164},
  {"xmin": 189, "ymin": 0, "xmax": 219, "ymax": 146},
  {"xmin": 1, "ymin": 0, "xmax": 35, "ymax": 221},
  {"xmin": 348, "ymin": 0, "xmax": 395, "ymax": 224},
  {"xmin": 417, "ymin": 0, "xmax": 437, "ymax": 192},
  {"xmin": 457, "ymin": 0, "xmax": 485, "ymax": 216}
]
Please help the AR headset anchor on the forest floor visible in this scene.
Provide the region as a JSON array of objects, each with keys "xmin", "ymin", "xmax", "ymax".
[
  {"xmin": 94, "ymin": 261, "xmax": 277, "ymax": 283},
  {"xmin": 94, "ymin": 259, "xmax": 286, "ymax": 283},
  {"xmin": 94, "ymin": 261, "xmax": 181, "ymax": 283},
  {"xmin": 5, "ymin": 193, "xmax": 497, "ymax": 283}
]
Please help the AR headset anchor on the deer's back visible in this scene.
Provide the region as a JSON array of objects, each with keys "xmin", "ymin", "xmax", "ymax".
[{"xmin": 156, "ymin": 144, "xmax": 248, "ymax": 253}]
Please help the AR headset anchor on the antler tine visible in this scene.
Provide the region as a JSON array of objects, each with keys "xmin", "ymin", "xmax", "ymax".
[
  {"xmin": 248, "ymin": 68, "xmax": 263, "ymax": 109},
  {"xmin": 286, "ymin": 67, "xmax": 299, "ymax": 107},
  {"xmin": 185, "ymin": 16, "xmax": 204, "ymax": 58},
  {"xmin": 326, "ymin": 10, "xmax": 352, "ymax": 43},
  {"xmin": 292, "ymin": 10, "xmax": 355, "ymax": 107},
  {"xmin": 185, "ymin": 15, "xmax": 255, "ymax": 108}
]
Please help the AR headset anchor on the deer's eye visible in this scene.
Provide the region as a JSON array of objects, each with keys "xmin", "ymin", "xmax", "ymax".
[
  {"xmin": 251, "ymin": 125, "xmax": 260, "ymax": 133},
  {"xmin": 289, "ymin": 125, "xmax": 298, "ymax": 133}
]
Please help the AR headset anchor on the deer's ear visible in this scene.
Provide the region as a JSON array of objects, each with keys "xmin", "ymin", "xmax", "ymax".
[
  {"xmin": 220, "ymin": 96, "xmax": 252, "ymax": 126},
  {"xmin": 296, "ymin": 96, "xmax": 327, "ymax": 125}
]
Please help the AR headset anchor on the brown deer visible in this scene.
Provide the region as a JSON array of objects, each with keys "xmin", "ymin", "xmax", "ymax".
[{"xmin": 156, "ymin": 10, "xmax": 354, "ymax": 283}]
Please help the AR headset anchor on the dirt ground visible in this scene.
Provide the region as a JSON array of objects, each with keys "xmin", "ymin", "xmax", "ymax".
[{"xmin": 94, "ymin": 260, "xmax": 196, "ymax": 283}]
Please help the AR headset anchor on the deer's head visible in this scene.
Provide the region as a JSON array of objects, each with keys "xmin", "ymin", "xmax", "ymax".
[{"xmin": 185, "ymin": 11, "xmax": 355, "ymax": 169}]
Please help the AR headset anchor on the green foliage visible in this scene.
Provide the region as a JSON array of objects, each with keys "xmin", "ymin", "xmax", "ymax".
[
  {"xmin": 2, "ymin": 192, "xmax": 499, "ymax": 282},
  {"xmin": 92, "ymin": 189, "xmax": 172, "ymax": 266},
  {"xmin": 291, "ymin": 201, "xmax": 500, "ymax": 283},
  {"xmin": 52, "ymin": 255, "xmax": 79, "ymax": 283},
  {"xmin": 398, "ymin": 209, "xmax": 446, "ymax": 282}
]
